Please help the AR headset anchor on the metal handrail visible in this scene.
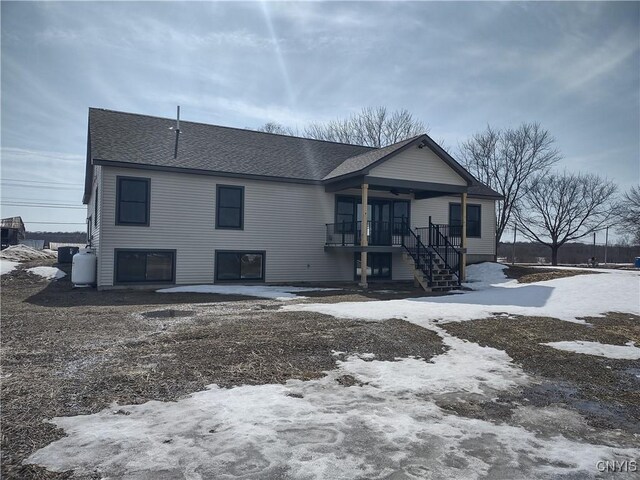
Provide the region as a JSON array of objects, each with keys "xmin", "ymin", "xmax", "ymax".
[
  {"xmin": 416, "ymin": 217, "xmax": 461, "ymax": 283},
  {"xmin": 400, "ymin": 227, "xmax": 433, "ymax": 285},
  {"xmin": 325, "ymin": 220, "xmax": 409, "ymax": 246}
]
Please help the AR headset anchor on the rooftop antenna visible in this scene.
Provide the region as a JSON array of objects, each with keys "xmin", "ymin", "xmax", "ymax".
[{"xmin": 173, "ymin": 105, "xmax": 181, "ymax": 159}]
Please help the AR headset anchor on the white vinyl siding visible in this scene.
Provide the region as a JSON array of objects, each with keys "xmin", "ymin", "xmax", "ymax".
[
  {"xmin": 99, "ymin": 167, "xmax": 362, "ymax": 287},
  {"xmin": 369, "ymin": 145, "xmax": 467, "ymax": 186},
  {"xmin": 87, "ymin": 166, "xmax": 102, "ymax": 246},
  {"xmin": 95, "ymin": 166, "xmax": 494, "ymax": 287},
  {"xmin": 411, "ymin": 195, "xmax": 496, "ymax": 256}
]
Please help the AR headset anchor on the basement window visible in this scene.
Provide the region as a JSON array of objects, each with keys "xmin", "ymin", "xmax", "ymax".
[
  {"xmin": 115, "ymin": 250, "xmax": 175, "ymax": 284},
  {"xmin": 216, "ymin": 251, "xmax": 264, "ymax": 282},
  {"xmin": 354, "ymin": 253, "xmax": 391, "ymax": 279}
]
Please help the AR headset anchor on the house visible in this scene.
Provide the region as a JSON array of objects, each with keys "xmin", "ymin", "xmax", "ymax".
[
  {"xmin": 83, "ymin": 108, "xmax": 501, "ymax": 290},
  {"xmin": 1, "ymin": 216, "xmax": 26, "ymax": 249}
]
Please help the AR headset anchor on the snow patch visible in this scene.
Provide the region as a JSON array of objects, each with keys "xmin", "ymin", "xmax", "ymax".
[
  {"xmin": 284, "ymin": 265, "xmax": 640, "ymax": 323},
  {"xmin": 1, "ymin": 259, "xmax": 19, "ymax": 276},
  {"xmin": 0, "ymin": 244, "xmax": 56, "ymax": 262},
  {"xmin": 26, "ymin": 338, "xmax": 635, "ymax": 479},
  {"xmin": 26, "ymin": 266, "xmax": 66, "ymax": 280},
  {"xmin": 157, "ymin": 284, "xmax": 338, "ymax": 300},
  {"xmin": 340, "ymin": 331, "xmax": 526, "ymax": 395},
  {"xmin": 462, "ymin": 262, "xmax": 513, "ymax": 290},
  {"xmin": 542, "ymin": 340, "xmax": 640, "ymax": 360}
]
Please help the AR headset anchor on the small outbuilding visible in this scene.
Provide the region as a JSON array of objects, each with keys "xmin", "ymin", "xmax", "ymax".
[{"xmin": 1, "ymin": 216, "xmax": 26, "ymax": 250}]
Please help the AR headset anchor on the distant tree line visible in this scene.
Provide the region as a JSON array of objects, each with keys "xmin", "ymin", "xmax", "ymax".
[
  {"xmin": 498, "ymin": 241, "xmax": 640, "ymax": 265},
  {"xmin": 25, "ymin": 231, "xmax": 87, "ymax": 244}
]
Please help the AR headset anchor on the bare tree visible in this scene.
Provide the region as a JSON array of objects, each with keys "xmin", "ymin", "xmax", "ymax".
[
  {"xmin": 458, "ymin": 123, "xmax": 561, "ymax": 252},
  {"xmin": 303, "ymin": 107, "xmax": 426, "ymax": 147},
  {"xmin": 256, "ymin": 122, "xmax": 298, "ymax": 136},
  {"xmin": 617, "ymin": 185, "xmax": 640, "ymax": 245},
  {"xmin": 514, "ymin": 171, "xmax": 618, "ymax": 265}
]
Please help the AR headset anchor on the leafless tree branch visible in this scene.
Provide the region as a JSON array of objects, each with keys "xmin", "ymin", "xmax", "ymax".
[
  {"xmin": 513, "ymin": 171, "xmax": 618, "ymax": 264},
  {"xmin": 616, "ymin": 185, "xmax": 640, "ymax": 245},
  {"xmin": 458, "ymin": 122, "xmax": 561, "ymax": 252}
]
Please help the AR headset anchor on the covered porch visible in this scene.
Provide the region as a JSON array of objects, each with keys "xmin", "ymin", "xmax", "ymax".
[{"xmin": 323, "ymin": 175, "xmax": 471, "ymax": 288}]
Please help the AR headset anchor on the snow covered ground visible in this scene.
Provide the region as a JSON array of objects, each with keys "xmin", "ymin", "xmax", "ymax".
[
  {"xmin": 25, "ymin": 263, "xmax": 640, "ymax": 478},
  {"xmin": 157, "ymin": 284, "xmax": 338, "ymax": 300},
  {"xmin": 25, "ymin": 331, "xmax": 638, "ymax": 479},
  {"xmin": 542, "ymin": 340, "xmax": 640, "ymax": 360},
  {"xmin": 284, "ymin": 263, "xmax": 640, "ymax": 323},
  {"xmin": 0, "ymin": 244, "xmax": 56, "ymax": 262},
  {"xmin": 1, "ymin": 259, "xmax": 20, "ymax": 276},
  {"xmin": 26, "ymin": 266, "xmax": 66, "ymax": 280}
]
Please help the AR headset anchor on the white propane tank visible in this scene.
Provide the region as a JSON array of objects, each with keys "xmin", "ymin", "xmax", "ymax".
[{"xmin": 71, "ymin": 248, "xmax": 97, "ymax": 287}]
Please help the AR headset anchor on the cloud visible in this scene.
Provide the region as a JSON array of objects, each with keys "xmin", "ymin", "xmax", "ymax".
[
  {"xmin": 155, "ymin": 93, "xmax": 319, "ymax": 127},
  {"xmin": 530, "ymin": 28, "xmax": 639, "ymax": 94},
  {"xmin": 1, "ymin": 148, "xmax": 85, "ymax": 185}
]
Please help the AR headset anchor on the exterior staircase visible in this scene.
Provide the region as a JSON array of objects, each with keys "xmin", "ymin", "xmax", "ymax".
[
  {"xmin": 400, "ymin": 222, "xmax": 461, "ymax": 293},
  {"xmin": 401, "ymin": 250, "xmax": 459, "ymax": 292}
]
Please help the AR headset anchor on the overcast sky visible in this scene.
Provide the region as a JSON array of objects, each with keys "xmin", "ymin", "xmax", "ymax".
[{"xmin": 1, "ymin": 1, "xmax": 638, "ymax": 236}]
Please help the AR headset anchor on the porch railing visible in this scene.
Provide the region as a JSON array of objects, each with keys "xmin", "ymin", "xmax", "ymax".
[
  {"xmin": 400, "ymin": 228, "xmax": 433, "ymax": 285},
  {"xmin": 325, "ymin": 221, "xmax": 410, "ymax": 246},
  {"xmin": 326, "ymin": 218, "xmax": 462, "ymax": 287},
  {"xmin": 415, "ymin": 218, "xmax": 462, "ymax": 282}
]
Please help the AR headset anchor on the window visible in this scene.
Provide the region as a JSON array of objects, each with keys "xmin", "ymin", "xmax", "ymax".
[
  {"xmin": 449, "ymin": 203, "xmax": 481, "ymax": 238},
  {"xmin": 216, "ymin": 251, "xmax": 264, "ymax": 281},
  {"xmin": 355, "ymin": 253, "xmax": 391, "ymax": 279},
  {"xmin": 116, "ymin": 177, "xmax": 149, "ymax": 226},
  {"xmin": 216, "ymin": 185, "xmax": 244, "ymax": 229},
  {"xmin": 115, "ymin": 250, "xmax": 175, "ymax": 284},
  {"xmin": 392, "ymin": 200, "xmax": 410, "ymax": 233},
  {"xmin": 335, "ymin": 197, "xmax": 356, "ymax": 232},
  {"xmin": 94, "ymin": 187, "xmax": 98, "ymax": 227}
]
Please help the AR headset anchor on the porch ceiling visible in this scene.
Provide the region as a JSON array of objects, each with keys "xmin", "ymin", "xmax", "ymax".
[{"xmin": 324, "ymin": 174, "xmax": 467, "ymax": 199}]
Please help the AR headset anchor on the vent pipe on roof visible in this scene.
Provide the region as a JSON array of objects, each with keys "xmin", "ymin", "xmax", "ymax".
[{"xmin": 174, "ymin": 106, "xmax": 181, "ymax": 159}]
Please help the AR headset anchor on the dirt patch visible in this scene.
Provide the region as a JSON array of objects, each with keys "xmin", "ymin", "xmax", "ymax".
[
  {"xmin": 441, "ymin": 312, "xmax": 640, "ymax": 433},
  {"xmin": 504, "ymin": 265, "xmax": 598, "ymax": 283},
  {"xmin": 1, "ymin": 263, "xmax": 444, "ymax": 479},
  {"xmin": 140, "ymin": 309, "xmax": 196, "ymax": 319}
]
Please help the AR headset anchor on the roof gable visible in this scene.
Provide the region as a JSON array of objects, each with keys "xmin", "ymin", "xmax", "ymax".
[{"xmin": 324, "ymin": 133, "xmax": 476, "ymax": 186}]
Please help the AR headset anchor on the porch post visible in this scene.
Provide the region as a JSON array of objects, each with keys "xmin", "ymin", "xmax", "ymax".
[
  {"xmin": 359, "ymin": 183, "xmax": 369, "ymax": 288},
  {"xmin": 460, "ymin": 192, "xmax": 467, "ymax": 281}
]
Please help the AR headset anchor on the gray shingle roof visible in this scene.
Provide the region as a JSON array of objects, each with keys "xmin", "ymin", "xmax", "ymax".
[
  {"xmin": 89, "ymin": 108, "xmax": 373, "ymax": 181},
  {"xmin": 85, "ymin": 108, "xmax": 502, "ymax": 200},
  {"xmin": 322, "ymin": 135, "xmax": 422, "ymax": 180},
  {"xmin": 468, "ymin": 182, "xmax": 503, "ymax": 199}
]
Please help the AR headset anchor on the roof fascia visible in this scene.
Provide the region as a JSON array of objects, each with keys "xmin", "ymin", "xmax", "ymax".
[
  {"xmin": 92, "ymin": 159, "xmax": 324, "ymax": 185},
  {"xmin": 365, "ymin": 176, "xmax": 468, "ymax": 194},
  {"xmin": 82, "ymin": 122, "xmax": 93, "ymax": 205}
]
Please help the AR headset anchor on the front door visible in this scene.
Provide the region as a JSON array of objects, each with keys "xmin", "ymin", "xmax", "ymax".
[
  {"xmin": 356, "ymin": 200, "xmax": 392, "ymax": 245},
  {"xmin": 369, "ymin": 200, "xmax": 391, "ymax": 245}
]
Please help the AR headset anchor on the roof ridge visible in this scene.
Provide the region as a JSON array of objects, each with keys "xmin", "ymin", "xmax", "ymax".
[{"xmin": 88, "ymin": 107, "xmax": 378, "ymax": 150}]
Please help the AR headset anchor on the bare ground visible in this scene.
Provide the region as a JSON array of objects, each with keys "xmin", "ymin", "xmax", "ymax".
[
  {"xmin": 2, "ymin": 260, "xmax": 638, "ymax": 478},
  {"xmin": 441, "ymin": 312, "xmax": 640, "ymax": 433},
  {"xmin": 504, "ymin": 264, "xmax": 599, "ymax": 283},
  {"xmin": 1, "ymin": 260, "xmax": 443, "ymax": 479}
]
